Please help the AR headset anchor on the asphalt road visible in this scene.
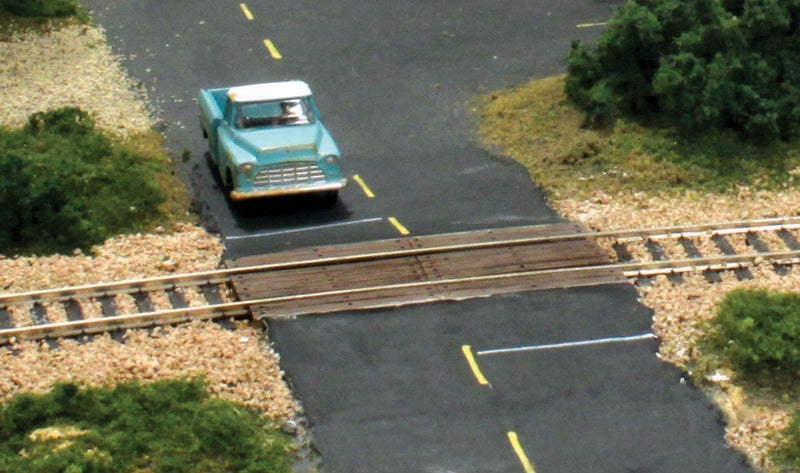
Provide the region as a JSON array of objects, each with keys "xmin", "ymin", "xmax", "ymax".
[
  {"xmin": 81, "ymin": 1, "xmax": 755, "ymax": 472},
  {"xmin": 83, "ymin": 0, "xmax": 615, "ymax": 258},
  {"xmin": 271, "ymin": 285, "xmax": 749, "ymax": 473}
]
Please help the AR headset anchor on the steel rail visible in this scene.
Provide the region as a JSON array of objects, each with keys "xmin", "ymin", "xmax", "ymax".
[
  {"xmin": 617, "ymin": 250, "xmax": 800, "ymax": 277},
  {"xmin": 0, "ymin": 270, "xmax": 233, "ymax": 306},
  {"xmin": 612, "ymin": 220, "xmax": 800, "ymax": 242},
  {"xmin": 2, "ymin": 246, "xmax": 800, "ymax": 345},
  {"xmin": 3, "ymin": 216, "xmax": 800, "ymax": 307},
  {"xmin": 0, "ymin": 306, "xmax": 252, "ymax": 345}
]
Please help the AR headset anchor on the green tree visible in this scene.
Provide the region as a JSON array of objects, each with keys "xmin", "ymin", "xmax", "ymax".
[{"xmin": 566, "ymin": 0, "xmax": 800, "ymax": 139}]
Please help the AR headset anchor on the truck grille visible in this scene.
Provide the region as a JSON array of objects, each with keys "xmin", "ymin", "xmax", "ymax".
[{"xmin": 254, "ymin": 163, "xmax": 326, "ymax": 187}]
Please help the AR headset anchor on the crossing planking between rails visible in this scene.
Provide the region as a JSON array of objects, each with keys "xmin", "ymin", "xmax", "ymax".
[{"xmin": 225, "ymin": 222, "xmax": 625, "ymax": 319}]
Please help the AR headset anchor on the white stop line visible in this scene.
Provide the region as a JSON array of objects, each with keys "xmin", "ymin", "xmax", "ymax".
[
  {"xmin": 224, "ymin": 216, "xmax": 384, "ymax": 240},
  {"xmin": 476, "ymin": 333, "xmax": 657, "ymax": 356}
]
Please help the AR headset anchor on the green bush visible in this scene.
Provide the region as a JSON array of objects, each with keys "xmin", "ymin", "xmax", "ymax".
[
  {"xmin": 772, "ymin": 411, "xmax": 800, "ymax": 470},
  {"xmin": 709, "ymin": 288, "xmax": 800, "ymax": 374},
  {"xmin": 0, "ymin": 107, "xmax": 168, "ymax": 255},
  {"xmin": 0, "ymin": 379, "xmax": 293, "ymax": 473},
  {"xmin": 566, "ymin": 0, "xmax": 800, "ymax": 140},
  {"xmin": 0, "ymin": 0, "xmax": 78, "ymax": 17}
]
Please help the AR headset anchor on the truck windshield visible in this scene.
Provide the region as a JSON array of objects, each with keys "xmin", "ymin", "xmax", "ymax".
[{"xmin": 235, "ymin": 98, "xmax": 315, "ymax": 129}]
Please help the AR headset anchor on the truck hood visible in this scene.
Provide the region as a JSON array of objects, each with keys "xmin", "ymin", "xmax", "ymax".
[{"xmin": 236, "ymin": 124, "xmax": 323, "ymax": 157}]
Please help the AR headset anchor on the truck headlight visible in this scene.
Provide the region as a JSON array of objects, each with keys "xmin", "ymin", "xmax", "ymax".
[
  {"xmin": 239, "ymin": 163, "xmax": 254, "ymax": 174},
  {"xmin": 323, "ymin": 155, "xmax": 340, "ymax": 165}
]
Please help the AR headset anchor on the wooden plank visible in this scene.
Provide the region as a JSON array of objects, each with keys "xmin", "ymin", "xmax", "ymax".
[
  {"xmin": 233, "ymin": 239, "xmax": 608, "ymax": 300},
  {"xmin": 226, "ymin": 237, "xmax": 413, "ymax": 268},
  {"xmin": 416, "ymin": 240, "xmax": 607, "ymax": 277},
  {"xmin": 231, "ymin": 256, "xmax": 426, "ymax": 300},
  {"xmin": 226, "ymin": 223, "xmax": 624, "ymax": 319},
  {"xmin": 248, "ymin": 266, "xmax": 627, "ymax": 319},
  {"xmin": 404, "ymin": 222, "xmax": 585, "ymax": 248},
  {"xmin": 225, "ymin": 222, "xmax": 589, "ymax": 269}
]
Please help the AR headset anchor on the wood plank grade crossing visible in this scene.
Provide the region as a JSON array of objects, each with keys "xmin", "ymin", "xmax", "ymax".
[{"xmin": 225, "ymin": 223, "xmax": 625, "ymax": 319}]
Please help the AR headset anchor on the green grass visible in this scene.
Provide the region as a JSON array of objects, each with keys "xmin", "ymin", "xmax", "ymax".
[
  {"xmin": 0, "ymin": 379, "xmax": 293, "ymax": 473},
  {"xmin": 477, "ymin": 75, "xmax": 800, "ymax": 202},
  {"xmin": 0, "ymin": 2, "xmax": 89, "ymax": 39}
]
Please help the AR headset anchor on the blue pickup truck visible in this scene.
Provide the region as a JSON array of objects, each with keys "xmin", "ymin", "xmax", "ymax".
[{"xmin": 198, "ymin": 80, "xmax": 346, "ymax": 202}]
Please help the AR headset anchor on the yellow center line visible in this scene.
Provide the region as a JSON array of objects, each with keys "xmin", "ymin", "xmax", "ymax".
[
  {"xmin": 576, "ymin": 21, "xmax": 607, "ymax": 28},
  {"xmin": 387, "ymin": 217, "xmax": 410, "ymax": 235},
  {"xmin": 263, "ymin": 39, "xmax": 282, "ymax": 59},
  {"xmin": 352, "ymin": 174, "xmax": 375, "ymax": 198},
  {"xmin": 239, "ymin": 3, "xmax": 254, "ymax": 20},
  {"xmin": 507, "ymin": 432, "xmax": 537, "ymax": 473},
  {"xmin": 461, "ymin": 345, "xmax": 489, "ymax": 385}
]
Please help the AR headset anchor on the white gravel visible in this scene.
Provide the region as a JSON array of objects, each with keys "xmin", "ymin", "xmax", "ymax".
[{"xmin": 0, "ymin": 24, "xmax": 153, "ymax": 137}]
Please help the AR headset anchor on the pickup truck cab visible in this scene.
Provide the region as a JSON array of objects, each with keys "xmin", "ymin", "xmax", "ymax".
[{"xmin": 198, "ymin": 80, "xmax": 346, "ymax": 202}]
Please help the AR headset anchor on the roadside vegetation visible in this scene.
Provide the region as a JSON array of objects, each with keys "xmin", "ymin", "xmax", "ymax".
[
  {"xmin": 0, "ymin": 0, "xmax": 78, "ymax": 19},
  {"xmin": 479, "ymin": 75, "xmax": 800, "ymax": 202},
  {"xmin": 0, "ymin": 378, "xmax": 293, "ymax": 473},
  {"xmin": 565, "ymin": 0, "xmax": 800, "ymax": 142},
  {"xmin": 0, "ymin": 107, "xmax": 194, "ymax": 255},
  {"xmin": 479, "ymin": 0, "xmax": 800, "ymax": 471},
  {"xmin": 702, "ymin": 289, "xmax": 800, "ymax": 469},
  {"xmin": 0, "ymin": 0, "xmax": 87, "ymax": 38}
]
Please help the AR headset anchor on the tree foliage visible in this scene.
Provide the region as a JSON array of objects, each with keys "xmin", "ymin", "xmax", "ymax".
[
  {"xmin": 0, "ymin": 108, "xmax": 167, "ymax": 255},
  {"xmin": 566, "ymin": 0, "xmax": 800, "ymax": 139}
]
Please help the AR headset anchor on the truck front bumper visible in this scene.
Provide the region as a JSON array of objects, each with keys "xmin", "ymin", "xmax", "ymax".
[{"xmin": 229, "ymin": 178, "xmax": 347, "ymax": 201}]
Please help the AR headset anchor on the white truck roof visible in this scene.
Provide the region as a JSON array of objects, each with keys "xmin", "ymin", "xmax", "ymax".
[{"xmin": 227, "ymin": 81, "xmax": 312, "ymax": 103}]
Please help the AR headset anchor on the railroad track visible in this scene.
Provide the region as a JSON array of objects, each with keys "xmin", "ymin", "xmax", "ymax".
[{"xmin": 3, "ymin": 216, "xmax": 800, "ymax": 345}]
